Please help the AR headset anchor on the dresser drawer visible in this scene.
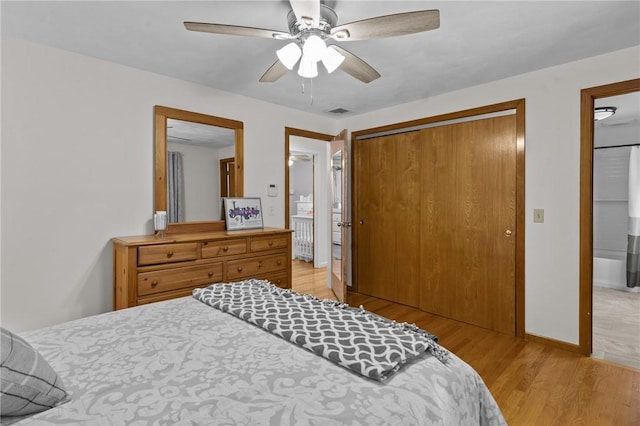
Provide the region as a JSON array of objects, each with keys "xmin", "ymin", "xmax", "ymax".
[
  {"xmin": 138, "ymin": 242, "xmax": 198, "ymax": 266},
  {"xmin": 137, "ymin": 262, "xmax": 223, "ymax": 296},
  {"xmin": 201, "ymin": 239, "xmax": 247, "ymax": 258},
  {"xmin": 137, "ymin": 287, "xmax": 195, "ymax": 306},
  {"xmin": 254, "ymin": 271, "xmax": 290, "ymax": 289},
  {"xmin": 250, "ymin": 235, "xmax": 289, "ymax": 252},
  {"xmin": 227, "ymin": 254, "xmax": 288, "ymax": 280}
]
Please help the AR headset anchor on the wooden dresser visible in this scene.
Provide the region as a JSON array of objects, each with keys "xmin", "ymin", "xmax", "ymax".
[{"xmin": 112, "ymin": 227, "xmax": 292, "ymax": 310}]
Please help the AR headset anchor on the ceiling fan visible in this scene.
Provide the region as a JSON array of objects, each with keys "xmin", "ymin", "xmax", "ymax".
[{"xmin": 184, "ymin": 0, "xmax": 440, "ymax": 84}]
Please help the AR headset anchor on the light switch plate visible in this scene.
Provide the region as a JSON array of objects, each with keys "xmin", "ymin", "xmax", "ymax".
[
  {"xmin": 533, "ymin": 209, "xmax": 544, "ymax": 223},
  {"xmin": 267, "ymin": 184, "xmax": 277, "ymax": 197}
]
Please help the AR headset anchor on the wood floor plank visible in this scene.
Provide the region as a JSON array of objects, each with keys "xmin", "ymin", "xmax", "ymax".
[{"xmin": 290, "ymin": 264, "xmax": 640, "ymax": 426}]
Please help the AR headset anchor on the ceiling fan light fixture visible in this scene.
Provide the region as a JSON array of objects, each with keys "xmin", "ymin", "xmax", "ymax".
[
  {"xmin": 276, "ymin": 42, "xmax": 302, "ymax": 70},
  {"xmin": 594, "ymin": 106, "xmax": 617, "ymax": 121},
  {"xmin": 298, "ymin": 55, "xmax": 318, "ymax": 78},
  {"xmin": 302, "ymin": 35, "xmax": 326, "ymax": 62},
  {"xmin": 322, "ymin": 46, "xmax": 345, "ymax": 74}
]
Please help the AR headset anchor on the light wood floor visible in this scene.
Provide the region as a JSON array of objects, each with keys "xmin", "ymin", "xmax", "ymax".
[
  {"xmin": 592, "ymin": 286, "xmax": 640, "ymax": 370},
  {"xmin": 291, "ymin": 261, "xmax": 640, "ymax": 426}
]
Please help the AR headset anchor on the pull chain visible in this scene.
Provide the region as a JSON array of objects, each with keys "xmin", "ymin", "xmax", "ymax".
[{"xmin": 300, "ymin": 78, "xmax": 314, "ymax": 105}]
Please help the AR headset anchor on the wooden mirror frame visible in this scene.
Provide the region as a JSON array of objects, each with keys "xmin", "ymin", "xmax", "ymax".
[{"xmin": 154, "ymin": 105, "xmax": 244, "ymax": 234}]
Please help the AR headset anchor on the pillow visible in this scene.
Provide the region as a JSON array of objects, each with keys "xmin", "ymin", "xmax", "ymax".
[{"xmin": 0, "ymin": 327, "xmax": 69, "ymax": 418}]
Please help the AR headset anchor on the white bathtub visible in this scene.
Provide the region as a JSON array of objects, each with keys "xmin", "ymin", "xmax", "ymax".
[{"xmin": 593, "ymin": 249, "xmax": 640, "ymax": 292}]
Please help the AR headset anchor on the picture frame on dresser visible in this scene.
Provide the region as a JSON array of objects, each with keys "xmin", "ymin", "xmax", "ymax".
[{"xmin": 224, "ymin": 197, "xmax": 264, "ymax": 230}]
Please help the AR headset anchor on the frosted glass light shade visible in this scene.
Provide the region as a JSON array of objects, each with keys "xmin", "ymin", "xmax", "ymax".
[
  {"xmin": 594, "ymin": 106, "xmax": 617, "ymax": 121},
  {"xmin": 276, "ymin": 42, "xmax": 302, "ymax": 70},
  {"xmin": 298, "ymin": 55, "xmax": 318, "ymax": 78},
  {"xmin": 322, "ymin": 46, "xmax": 345, "ymax": 74},
  {"xmin": 302, "ymin": 35, "xmax": 326, "ymax": 62}
]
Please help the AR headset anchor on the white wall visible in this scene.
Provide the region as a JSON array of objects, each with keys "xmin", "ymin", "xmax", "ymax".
[
  {"xmin": 290, "ymin": 161, "xmax": 313, "ymax": 216},
  {"xmin": 1, "ymin": 39, "xmax": 337, "ymax": 332},
  {"xmin": 337, "ymin": 46, "xmax": 640, "ymax": 345}
]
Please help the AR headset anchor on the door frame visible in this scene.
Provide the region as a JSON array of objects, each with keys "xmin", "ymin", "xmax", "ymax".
[
  {"xmin": 351, "ymin": 99, "xmax": 526, "ymax": 337},
  {"xmin": 578, "ymin": 78, "xmax": 640, "ymax": 356}
]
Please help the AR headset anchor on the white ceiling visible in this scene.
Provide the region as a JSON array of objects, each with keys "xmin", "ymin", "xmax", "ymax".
[{"xmin": 2, "ymin": 1, "xmax": 639, "ymax": 117}]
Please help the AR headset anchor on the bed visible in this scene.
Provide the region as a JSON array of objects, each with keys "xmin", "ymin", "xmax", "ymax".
[{"xmin": 1, "ymin": 280, "xmax": 506, "ymax": 425}]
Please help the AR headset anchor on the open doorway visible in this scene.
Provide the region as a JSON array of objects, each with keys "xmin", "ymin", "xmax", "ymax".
[
  {"xmin": 285, "ymin": 128, "xmax": 334, "ymax": 298},
  {"xmin": 591, "ymin": 91, "xmax": 640, "ymax": 369},
  {"xmin": 289, "ymin": 152, "xmax": 314, "ymax": 263},
  {"xmin": 579, "ymin": 78, "xmax": 640, "ymax": 366}
]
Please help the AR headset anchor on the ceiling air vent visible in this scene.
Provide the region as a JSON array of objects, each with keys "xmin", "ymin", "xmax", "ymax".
[{"xmin": 326, "ymin": 107, "xmax": 351, "ymax": 115}]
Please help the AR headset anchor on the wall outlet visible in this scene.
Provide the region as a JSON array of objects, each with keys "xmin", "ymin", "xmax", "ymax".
[{"xmin": 533, "ymin": 209, "xmax": 544, "ymax": 223}]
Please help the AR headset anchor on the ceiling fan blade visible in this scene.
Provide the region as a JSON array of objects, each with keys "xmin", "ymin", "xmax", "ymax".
[
  {"xmin": 184, "ymin": 22, "xmax": 291, "ymax": 39},
  {"xmin": 329, "ymin": 45, "xmax": 380, "ymax": 84},
  {"xmin": 289, "ymin": 0, "xmax": 320, "ymax": 28},
  {"xmin": 331, "ymin": 10, "xmax": 440, "ymax": 41},
  {"xmin": 259, "ymin": 60, "xmax": 289, "ymax": 83}
]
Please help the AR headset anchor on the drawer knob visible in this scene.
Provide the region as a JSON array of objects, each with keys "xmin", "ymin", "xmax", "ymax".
[
  {"xmin": 268, "ymin": 241, "xmax": 274, "ymax": 247},
  {"xmin": 151, "ymin": 280, "xmax": 159, "ymax": 287},
  {"xmin": 208, "ymin": 271, "xmax": 214, "ymax": 277},
  {"xmin": 223, "ymin": 246, "xmax": 229, "ymax": 252},
  {"xmin": 277, "ymin": 260, "xmax": 282, "ymax": 266},
  {"xmin": 257, "ymin": 261, "xmax": 263, "ymax": 268},
  {"xmin": 237, "ymin": 266, "xmax": 243, "ymax": 272},
  {"xmin": 166, "ymin": 251, "xmax": 174, "ymax": 258}
]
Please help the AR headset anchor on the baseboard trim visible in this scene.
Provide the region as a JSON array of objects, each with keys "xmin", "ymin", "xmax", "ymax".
[{"xmin": 525, "ymin": 333, "xmax": 584, "ymax": 355}]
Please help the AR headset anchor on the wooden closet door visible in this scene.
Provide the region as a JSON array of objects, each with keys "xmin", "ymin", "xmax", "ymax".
[
  {"xmin": 420, "ymin": 115, "xmax": 516, "ymax": 334},
  {"xmin": 355, "ymin": 131, "xmax": 422, "ymax": 306}
]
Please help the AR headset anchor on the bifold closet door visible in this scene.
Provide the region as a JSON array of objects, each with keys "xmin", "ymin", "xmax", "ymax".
[
  {"xmin": 420, "ymin": 115, "xmax": 516, "ymax": 334},
  {"xmin": 354, "ymin": 131, "xmax": 422, "ymax": 307}
]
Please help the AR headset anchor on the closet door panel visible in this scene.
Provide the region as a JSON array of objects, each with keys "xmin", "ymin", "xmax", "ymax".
[
  {"xmin": 355, "ymin": 132, "xmax": 421, "ymax": 306},
  {"xmin": 420, "ymin": 115, "xmax": 516, "ymax": 334},
  {"xmin": 355, "ymin": 135, "xmax": 396, "ymax": 302}
]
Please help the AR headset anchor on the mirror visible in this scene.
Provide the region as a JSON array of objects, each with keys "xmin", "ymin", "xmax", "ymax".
[
  {"xmin": 154, "ymin": 106, "xmax": 243, "ymax": 232},
  {"xmin": 331, "ymin": 150, "xmax": 343, "ymax": 277},
  {"xmin": 331, "ymin": 151, "xmax": 342, "ymax": 210}
]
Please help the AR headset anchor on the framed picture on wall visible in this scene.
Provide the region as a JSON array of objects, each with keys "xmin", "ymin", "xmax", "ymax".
[{"xmin": 223, "ymin": 197, "xmax": 264, "ymax": 231}]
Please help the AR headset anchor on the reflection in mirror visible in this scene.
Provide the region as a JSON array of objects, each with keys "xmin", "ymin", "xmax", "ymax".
[
  {"xmin": 332, "ymin": 151, "xmax": 342, "ymax": 210},
  {"xmin": 166, "ymin": 119, "xmax": 235, "ymax": 222},
  {"xmin": 154, "ymin": 106, "xmax": 243, "ymax": 232},
  {"xmin": 331, "ymin": 150, "xmax": 343, "ymax": 277}
]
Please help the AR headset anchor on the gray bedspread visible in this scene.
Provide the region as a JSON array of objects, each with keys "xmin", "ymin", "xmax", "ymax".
[{"xmin": 13, "ymin": 292, "xmax": 506, "ymax": 425}]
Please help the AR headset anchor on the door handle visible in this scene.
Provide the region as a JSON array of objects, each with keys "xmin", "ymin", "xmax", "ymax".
[
  {"xmin": 337, "ymin": 222, "xmax": 352, "ymax": 228},
  {"xmin": 504, "ymin": 229, "xmax": 513, "ymax": 237}
]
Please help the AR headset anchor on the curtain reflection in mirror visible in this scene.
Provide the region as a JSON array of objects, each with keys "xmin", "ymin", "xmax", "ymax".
[{"xmin": 167, "ymin": 151, "xmax": 185, "ymax": 222}]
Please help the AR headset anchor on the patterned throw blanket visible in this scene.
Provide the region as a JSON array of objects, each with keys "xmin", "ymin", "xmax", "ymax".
[{"xmin": 193, "ymin": 280, "xmax": 449, "ymax": 381}]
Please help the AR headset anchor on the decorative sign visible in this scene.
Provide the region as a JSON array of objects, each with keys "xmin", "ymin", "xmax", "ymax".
[{"xmin": 224, "ymin": 197, "xmax": 264, "ymax": 230}]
